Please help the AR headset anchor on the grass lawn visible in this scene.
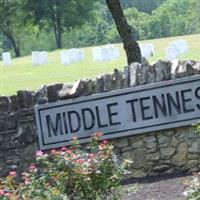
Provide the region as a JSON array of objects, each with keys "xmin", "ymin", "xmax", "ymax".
[{"xmin": 0, "ymin": 34, "xmax": 200, "ymax": 96}]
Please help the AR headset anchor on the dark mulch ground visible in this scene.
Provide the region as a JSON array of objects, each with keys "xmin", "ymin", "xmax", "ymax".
[{"xmin": 122, "ymin": 173, "xmax": 193, "ymax": 200}]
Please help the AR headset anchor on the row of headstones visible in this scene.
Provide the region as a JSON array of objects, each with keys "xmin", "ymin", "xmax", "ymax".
[{"xmin": 1, "ymin": 40, "xmax": 188, "ymax": 66}]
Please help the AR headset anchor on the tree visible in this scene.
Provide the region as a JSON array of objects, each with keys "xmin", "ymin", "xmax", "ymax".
[
  {"xmin": 150, "ymin": 0, "xmax": 191, "ymax": 38},
  {"xmin": 24, "ymin": 0, "xmax": 96, "ymax": 49},
  {"xmin": 121, "ymin": 0, "xmax": 166, "ymax": 14},
  {"xmin": 183, "ymin": 0, "xmax": 200, "ymax": 34},
  {"xmin": 124, "ymin": 8, "xmax": 151, "ymax": 40},
  {"xmin": 106, "ymin": 0, "xmax": 141, "ymax": 65},
  {"xmin": 0, "ymin": 0, "xmax": 25, "ymax": 57}
]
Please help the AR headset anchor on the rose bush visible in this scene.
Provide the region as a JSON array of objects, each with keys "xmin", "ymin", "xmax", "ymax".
[
  {"xmin": 0, "ymin": 133, "xmax": 132, "ymax": 200},
  {"xmin": 184, "ymin": 124, "xmax": 200, "ymax": 200},
  {"xmin": 183, "ymin": 172, "xmax": 200, "ymax": 200}
]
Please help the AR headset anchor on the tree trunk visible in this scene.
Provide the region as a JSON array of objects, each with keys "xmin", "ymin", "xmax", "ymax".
[
  {"xmin": 106, "ymin": 0, "xmax": 141, "ymax": 65},
  {"xmin": 10, "ymin": 38, "xmax": 21, "ymax": 57},
  {"xmin": 56, "ymin": 15, "xmax": 62, "ymax": 49},
  {"xmin": 53, "ymin": 0, "xmax": 62, "ymax": 49},
  {"xmin": 0, "ymin": 26, "xmax": 21, "ymax": 57},
  {"xmin": 54, "ymin": 27, "xmax": 62, "ymax": 49}
]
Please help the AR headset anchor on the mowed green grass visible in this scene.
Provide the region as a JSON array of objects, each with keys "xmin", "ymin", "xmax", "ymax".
[{"xmin": 0, "ymin": 34, "xmax": 200, "ymax": 96}]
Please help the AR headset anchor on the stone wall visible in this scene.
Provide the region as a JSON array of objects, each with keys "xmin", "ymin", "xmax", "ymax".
[{"xmin": 1, "ymin": 59, "xmax": 200, "ymax": 178}]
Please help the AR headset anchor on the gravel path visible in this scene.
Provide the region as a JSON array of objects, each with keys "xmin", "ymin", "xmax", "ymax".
[{"xmin": 123, "ymin": 173, "xmax": 193, "ymax": 200}]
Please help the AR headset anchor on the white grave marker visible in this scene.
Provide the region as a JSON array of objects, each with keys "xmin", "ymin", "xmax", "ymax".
[
  {"xmin": 166, "ymin": 40, "xmax": 188, "ymax": 60},
  {"xmin": 139, "ymin": 43, "xmax": 154, "ymax": 58},
  {"xmin": 2, "ymin": 52, "xmax": 11, "ymax": 66},
  {"xmin": 60, "ymin": 49, "xmax": 84, "ymax": 65},
  {"xmin": 32, "ymin": 51, "xmax": 48, "ymax": 66},
  {"xmin": 60, "ymin": 51, "xmax": 71, "ymax": 65},
  {"xmin": 39, "ymin": 51, "xmax": 48, "ymax": 65},
  {"xmin": 92, "ymin": 44, "xmax": 120, "ymax": 62},
  {"xmin": 32, "ymin": 51, "xmax": 40, "ymax": 66},
  {"xmin": 92, "ymin": 47, "xmax": 102, "ymax": 61}
]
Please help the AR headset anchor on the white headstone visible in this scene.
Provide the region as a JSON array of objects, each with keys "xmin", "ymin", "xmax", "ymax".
[
  {"xmin": 165, "ymin": 46, "xmax": 179, "ymax": 60},
  {"xmin": 39, "ymin": 51, "xmax": 48, "ymax": 65},
  {"xmin": 32, "ymin": 51, "xmax": 40, "ymax": 66},
  {"xmin": 2, "ymin": 52, "xmax": 11, "ymax": 66},
  {"xmin": 101, "ymin": 46, "xmax": 110, "ymax": 61},
  {"xmin": 139, "ymin": 43, "xmax": 154, "ymax": 58},
  {"xmin": 92, "ymin": 47, "xmax": 102, "ymax": 61},
  {"xmin": 60, "ymin": 49, "xmax": 84, "ymax": 65},
  {"xmin": 32, "ymin": 51, "xmax": 48, "ymax": 66},
  {"xmin": 60, "ymin": 51, "xmax": 71, "ymax": 65},
  {"xmin": 106, "ymin": 44, "xmax": 120, "ymax": 60},
  {"xmin": 92, "ymin": 44, "xmax": 120, "ymax": 62},
  {"xmin": 69, "ymin": 49, "xmax": 84, "ymax": 62},
  {"xmin": 166, "ymin": 40, "xmax": 188, "ymax": 60}
]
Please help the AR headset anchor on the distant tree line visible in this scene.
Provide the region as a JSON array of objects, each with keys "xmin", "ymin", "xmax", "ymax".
[{"xmin": 0, "ymin": 0, "xmax": 199, "ymax": 58}]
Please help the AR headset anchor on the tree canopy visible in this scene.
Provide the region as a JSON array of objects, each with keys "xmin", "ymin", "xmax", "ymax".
[
  {"xmin": 0, "ymin": 0, "xmax": 199, "ymax": 58},
  {"xmin": 121, "ymin": 0, "xmax": 166, "ymax": 14},
  {"xmin": 23, "ymin": 0, "xmax": 96, "ymax": 49},
  {"xmin": 0, "ymin": 0, "xmax": 27, "ymax": 57}
]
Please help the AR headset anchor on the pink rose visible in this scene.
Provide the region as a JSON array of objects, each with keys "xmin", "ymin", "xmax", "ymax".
[
  {"xmin": 9, "ymin": 171, "xmax": 16, "ymax": 177},
  {"xmin": 29, "ymin": 163, "xmax": 37, "ymax": 171},
  {"xmin": 102, "ymin": 140, "xmax": 109, "ymax": 145},
  {"xmin": 88, "ymin": 153, "xmax": 95, "ymax": 159},
  {"xmin": 61, "ymin": 147, "xmax": 67, "ymax": 151},
  {"xmin": 4, "ymin": 192, "xmax": 11, "ymax": 197},
  {"xmin": 66, "ymin": 149, "xmax": 73, "ymax": 154},
  {"xmin": 24, "ymin": 178, "xmax": 31, "ymax": 185},
  {"xmin": 36, "ymin": 150, "xmax": 43, "ymax": 157},
  {"xmin": 0, "ymin": 190, "xmax": 5, "ymax": 196},
  {"xmin": 95, "ymin": 132, "xmax": 103, "ymax": 137},
  {"xmin": 76, "ymin": 159, "xmax": 85, "ymax": 164}
]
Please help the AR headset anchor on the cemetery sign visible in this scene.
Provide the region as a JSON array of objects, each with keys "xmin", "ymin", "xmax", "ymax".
[{"xmin": 35, "ymin": 75, "xmax": 200, "ymax": 150}]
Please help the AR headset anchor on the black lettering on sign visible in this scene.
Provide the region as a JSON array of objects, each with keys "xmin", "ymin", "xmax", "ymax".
[
  {"xmin": 81, "ymin": 108, "xmax": 95, "ymax": 130},
  {"xmin": 140, "ymin": 97, "xmax": 153, "ymax": 120},
  {"xmin": 68, "ymin": 111, "xmax": 81, "ymax": 133},
  {"xmin": 107, "ymin": 103, "xmax": 121, "ymax": 126},
  {"xmin": 95, "ymin": 106, "xmax": 108, "ymax": 128},
  {"xmin": 167, "ymin": 92, "xmax": 181, "ymax": 115},
  {"xmin": 152, "ymin": 94, "xmax": 167, "ymax": 118},
  {"xmin": 46, "ymin": 113, "xmax": 63, "ymax": 137},
  {"xmin": 126, "ymin": 99, "xmax": 138, "ymax": 122},
  {"xmin": 62, "ymin": 112, "xmax": 69, "ymax": 134},
  {"xmin": 181, "ymin": 89, "xmax": 195, "ymax": 113},
  {"xmin": 195, "ymin": 87, "xmax": 200, "ymax": 110}
]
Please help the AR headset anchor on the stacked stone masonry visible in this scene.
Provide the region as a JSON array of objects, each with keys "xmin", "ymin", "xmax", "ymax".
[{"xmin": 1, "ymin": 59, "xmax": 200, "ymax": 178}]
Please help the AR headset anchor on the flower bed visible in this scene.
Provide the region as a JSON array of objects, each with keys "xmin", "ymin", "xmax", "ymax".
[{"xmin": 0, "ymin": 133, "xmax": 132, "ymax": 200}]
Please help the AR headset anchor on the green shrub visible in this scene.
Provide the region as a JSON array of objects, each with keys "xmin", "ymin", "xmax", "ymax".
[
  {"xmin": 183, "ymin": 124, "xmax": 200, "ymax": 199},
  {"xmin": 183, "ymin": 172, "xmax": 200, "ymax": 200},
  {"xmin": 0, "ymin": 133, "xmax": 132, "ymax": 200}
]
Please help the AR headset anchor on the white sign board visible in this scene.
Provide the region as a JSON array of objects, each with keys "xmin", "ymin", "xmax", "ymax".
[{"xmin": 35, "ymin": 75, "xmax": 200, "ymax": 150}]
